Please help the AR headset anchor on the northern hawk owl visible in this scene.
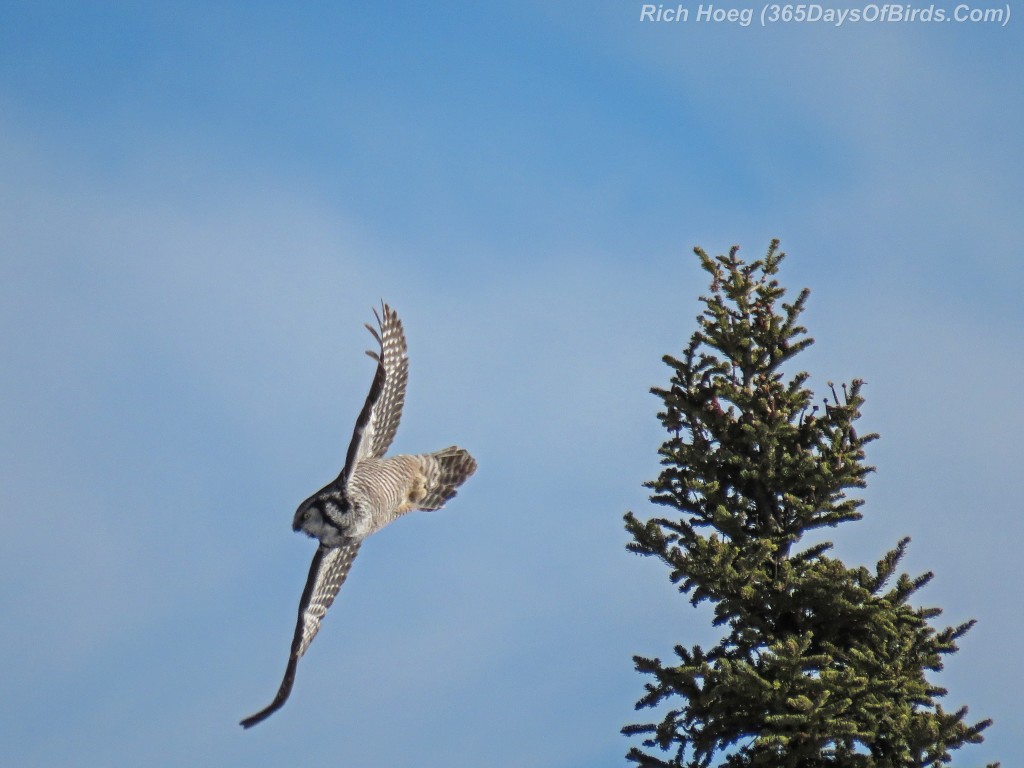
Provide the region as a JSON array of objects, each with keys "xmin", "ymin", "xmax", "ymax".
[{"xmin": 240, "ymin": 303, "xmax": 476, "ymax": 728}]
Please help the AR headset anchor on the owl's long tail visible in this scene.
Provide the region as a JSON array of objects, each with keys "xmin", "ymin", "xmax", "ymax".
[{"xmin": 417, "ymin": 446, "xmax": 477, "ymax": 510}]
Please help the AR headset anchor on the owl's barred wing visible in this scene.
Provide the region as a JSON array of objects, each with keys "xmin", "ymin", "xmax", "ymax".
[
  {"xmin": 337, "ymin": 302, "xmax": 408, "ymax": 490},
  {"xmin": 240, "ymin": 543, "xmax": 361, "ymax": 729},
  {"xmin": 362, "ymin": 303, "xmax": 408, "ymax": 459},
  {"xmin": 360, "ymin": 303, "xmax": 407, "ymax": 460},
  {"xmin": 295, "ymin": 543, "xmax": 361, "ymax": 657}
]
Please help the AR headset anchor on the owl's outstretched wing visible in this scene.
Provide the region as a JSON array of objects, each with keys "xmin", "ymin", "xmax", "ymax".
[
  {"xmin": 362, "ymin": 303, "xmax": 409, "ymax": 460},
  {"xmin": 336, "ymin": 302, "xmax": 409, "ymax": 491},
  {"xmin": 241, "ymin": 304, "xmax": 405, "ymax": 728},
  {"xmin": 240, "ymin": 542, "xmax": 361, "ymax": 729}
]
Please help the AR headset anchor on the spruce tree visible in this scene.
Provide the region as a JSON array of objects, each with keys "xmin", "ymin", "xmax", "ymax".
[{"xmin": 623, "ymin": 242, "xmax": 995, "ymax": 768}]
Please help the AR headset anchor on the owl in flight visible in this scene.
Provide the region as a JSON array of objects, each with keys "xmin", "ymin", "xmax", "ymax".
[{"xmin": 241, "ymin": 303, "xmax": 477, "ymax": 728}]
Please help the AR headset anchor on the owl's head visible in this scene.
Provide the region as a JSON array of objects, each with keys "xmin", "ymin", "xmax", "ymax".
[
  {"xmin": 292, "ymin": 498, "xmax": 325, "ymax": 537},
  {"xmin": 293, "ymin": 496, "xmax": 347, "ymax": 548}
]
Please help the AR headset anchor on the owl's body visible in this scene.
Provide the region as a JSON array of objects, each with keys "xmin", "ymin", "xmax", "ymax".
[
  {"xmin": 295, "ymin": 448, "xmax": 476, "ymax": 545},
  {"xmin": 349, "ymin": 448, "xmax": 476, "ymax": 530},
  {"xmin": 241, "ymin": 303, "xmax": 476, "ymax": 729}
]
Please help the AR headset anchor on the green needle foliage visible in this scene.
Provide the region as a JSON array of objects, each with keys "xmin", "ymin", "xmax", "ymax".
[{"xmin": 623, "ymin": 242, "xmax": 995, "ymax": 768}]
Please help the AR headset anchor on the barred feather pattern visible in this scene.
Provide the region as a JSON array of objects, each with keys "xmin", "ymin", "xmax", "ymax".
[
  {"xmin": 297, "ymin": 543, "xmax": 361, "ymax": 658},
  {"xmin": 359, "ymin": 303, "xmax": 408, "ymax": 462},
  {"xmin": 348, "ymin": 447, "xmax": 477, "ymax": 534},
  {"xmin": 239, "ymin": 542, "xmax": 361, "ymax": 729},
  {"xmin": 418, "ymin": 446, "xmax": 478, "ymax": 510}
]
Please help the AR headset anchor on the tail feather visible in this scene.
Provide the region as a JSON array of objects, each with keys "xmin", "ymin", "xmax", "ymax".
[{"xmin": 419, "ymin": 446, "xmax": 477, "ymax": 510}]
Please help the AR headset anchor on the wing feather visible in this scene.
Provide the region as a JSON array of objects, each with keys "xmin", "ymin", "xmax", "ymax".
[
  {"xmin": 240, "ymin": 543, "xmax": 361, "ymax": 728},
  {"xmin": 337, "ymin": 302, "xmax": 408, "ymax": 489}
]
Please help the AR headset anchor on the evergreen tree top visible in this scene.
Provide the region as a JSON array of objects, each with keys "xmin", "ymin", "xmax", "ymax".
[
  {"xmin": 624, "ymin": 241, "xmax": 995, "ymax": 768},
  {"xmin": 647, "ymin": 240, "xmax": 876, "ymax": 559}
]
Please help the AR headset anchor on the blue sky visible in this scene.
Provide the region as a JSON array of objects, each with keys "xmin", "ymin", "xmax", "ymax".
[{"xmin": 1, "ymin": 3, "xmax": 1020, "ymax": 766}]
